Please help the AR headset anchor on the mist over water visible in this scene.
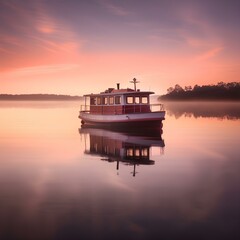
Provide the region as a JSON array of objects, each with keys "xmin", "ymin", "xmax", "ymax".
[
  {"xmin": 163, "ymin": 101, "xmax": 240, "ymax": 119},
  {"xmin": 0, "ymin": 101, "xmax": 239, "ymax": 240}
]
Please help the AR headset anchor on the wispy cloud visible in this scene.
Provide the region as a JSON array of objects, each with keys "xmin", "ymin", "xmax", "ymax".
[
  {"xmin": 196, "ymin": 46, "xmax": 223, "ymax": 61},
  {"xmin": 0, "ymin": 34, "xmax": 22, "ymax": 48},
  {"xmin": 174, "ymin": 7, "xmax": 225, "ymax": 62},
  {"xmin": 184, "ymin": 36, "xmax": 211, "ymax": 48},
  {"xmin": 99, "ymin": 0, "xmax": 131, "ymax": 16},
  {"xmin": 0, "ymin": 0, "xmax": 82, "ymax": 71},
  {"xmin": 31, "ymin": 36, "xmax": 80, "ymax": 54},
  {"xmin": 147, "ymin": 28, "xmax": 185, "ymax": 45},
  {"xmin": 1, "ymin": 64, "xmax": 79, "ymax": 77},
  {"xmin": 37, "ymin": 19, "xmax": 56, "ymax": 34},
  {"xmin": 34, "ymin": 0, "xmax": 57, "ymax": 34}
]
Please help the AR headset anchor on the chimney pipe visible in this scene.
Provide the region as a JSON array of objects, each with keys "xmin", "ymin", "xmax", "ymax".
[{"xmin": 117, "ymin": 83, "xmax": 120, "ymax": 90}]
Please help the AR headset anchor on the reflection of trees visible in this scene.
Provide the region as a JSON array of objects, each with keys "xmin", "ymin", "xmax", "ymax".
[
  {"xmin": 164, "ymin": 102, "xmax": 240, "ymax": 120},
  {"xmin": 161, "ymin": 82, "xmax": 240, "ymax": 101}
]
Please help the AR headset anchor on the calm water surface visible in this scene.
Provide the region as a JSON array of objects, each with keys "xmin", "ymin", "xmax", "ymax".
[{"xmin": 0, "ymin": 101, "xmax": 239, "ymax": 240}]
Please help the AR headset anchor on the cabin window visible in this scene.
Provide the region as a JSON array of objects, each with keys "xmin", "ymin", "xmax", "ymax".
[
  {"xmin": 115, "ymin": 96, "xmax": 121, "ymax": 104},
  {"xmin": 135, "ymin": 148, "xmax": 140, "ymax": 157},
  {"xmin": 141, "ymin": 96, "xmax": 149, "ymax": 104},
  {"xmin": 90, "ymin": 97, "xmax": 96, "ymax": 105},
  {"xmin": 97, "ymin": 97, "xmax": 102, "ymax": 105},
  {"xmin": 126, "ymin": 148, "xmax": 133, "ymax": 157},
  {"xmin": 135, "ymin": 96, "xmax": 140, "ymax": 104},
  {"xmin": 103, "ymin": 97, "xmax": 108, "ymax": 105},
  {"xmin": 142, "ymin": 148, "xmax": 148, "ymax": 157},
  {"xmin": 109, "ymin": 96, "xmax": 114, "ymax": 105},
  {"xmin": 126, "ymin": 96, "xmax": 134, "ymax": 104}
]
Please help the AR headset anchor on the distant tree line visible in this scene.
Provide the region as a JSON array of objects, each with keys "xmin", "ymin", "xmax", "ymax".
[
  {"xmin": 159, "ymin": 82, "xmax": 240, "ymax": 101},
  {"xmin": 0, "ymin": 94, "xmax": 83, "ymax": 101}
]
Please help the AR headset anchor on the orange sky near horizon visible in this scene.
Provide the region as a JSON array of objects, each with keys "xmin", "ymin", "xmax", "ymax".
[{"xmin": 0, "ymin": 0, "xmax": 240, "ymax": 95}]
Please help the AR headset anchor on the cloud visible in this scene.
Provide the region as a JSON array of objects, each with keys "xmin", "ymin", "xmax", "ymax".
[
  {"xmin": 99, "ymin": 0, "xmax": 131, "ymax": 16},
  {"xmin": 0, "ymin": 46, "xmax": 14, "ymax": 55},
  {"xmin": 34, "ymin": 0, "xmax": 58, "ymax": 34},
  {"xmin": 31, "ymin": 36, "xmax": 80, "ymax": 54},
  {"xmin": 0, "ymin": 0, "xmax": 82, "ymax": 71},
  {"xmin": 37, "ymin": 21, "xmax": 56, "ymax": 34},
  {"xmin": 196, "ymin": 46, "xmax": 223, "ymax": 61},
  {"xmin": 1, "ymin": 64, "xmax": 80, "ymax": 77}
]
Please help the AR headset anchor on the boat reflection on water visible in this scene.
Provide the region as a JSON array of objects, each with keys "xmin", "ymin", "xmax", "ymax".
[{"xmin": 79, "ymin": 127, "xmax": 165, "ymax": 177}]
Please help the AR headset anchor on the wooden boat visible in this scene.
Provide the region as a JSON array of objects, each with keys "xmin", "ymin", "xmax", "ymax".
[{"xmin": 78, "ymin": 79, "xmax": 165, "ymax": 128}]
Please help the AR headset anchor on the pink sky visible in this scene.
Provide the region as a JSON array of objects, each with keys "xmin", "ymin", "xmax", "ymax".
[{"xmin": 0, "ymin": 0, "xmax": 239, "ymax": 95}]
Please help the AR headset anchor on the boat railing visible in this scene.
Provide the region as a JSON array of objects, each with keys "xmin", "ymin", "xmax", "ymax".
[
  {"xmin": 80, "ymin": 104, "xmax": 164, "ymax": 114},
  {"xmin": 150, "ymin": 104, "xmax": 165, "ymax": 112},
  {"xmin": 80, "ymin": 105, "xmax": 90, "ymax": 112}
]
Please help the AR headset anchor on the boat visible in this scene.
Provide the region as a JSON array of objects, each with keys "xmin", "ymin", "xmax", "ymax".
[{"xmin": 78, "ymin": 78, "xmax": 165, "ymax": 128}]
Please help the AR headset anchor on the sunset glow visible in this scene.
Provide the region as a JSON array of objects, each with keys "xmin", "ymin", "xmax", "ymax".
[{"xmin": 1, "ymin": 0, "xmax": 239, "ymax": 95}]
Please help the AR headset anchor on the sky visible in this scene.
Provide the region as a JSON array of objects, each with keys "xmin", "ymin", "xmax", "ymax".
[{"xmin": 0, "ymin": 0, "xmax": 240, "ymax": 95}]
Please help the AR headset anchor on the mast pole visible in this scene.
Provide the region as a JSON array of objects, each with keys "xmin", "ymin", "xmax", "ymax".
[{"xmin": 130, "ymin": 78, "xmax": 140, "ymax": 91}]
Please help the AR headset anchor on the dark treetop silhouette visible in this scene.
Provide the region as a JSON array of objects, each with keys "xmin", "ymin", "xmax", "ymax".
[{"xmin": 159, "ymin": 82, "xmax": 240, "ymax": 101}]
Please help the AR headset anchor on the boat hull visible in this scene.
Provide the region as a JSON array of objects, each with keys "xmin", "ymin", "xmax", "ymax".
[{"xmin": 79, "ymin": 111, "xmax": 165, "ymax": 129}]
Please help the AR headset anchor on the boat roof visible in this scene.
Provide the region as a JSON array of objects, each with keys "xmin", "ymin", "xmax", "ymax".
[{"xmin": 84, "ymin": 88, "xmax": 155, "ymax": 97}]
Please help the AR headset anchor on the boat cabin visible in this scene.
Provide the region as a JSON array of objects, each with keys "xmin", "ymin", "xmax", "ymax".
[{"xmin": 83, "ymin": 88, "xmax": 154, "ymax": 115}]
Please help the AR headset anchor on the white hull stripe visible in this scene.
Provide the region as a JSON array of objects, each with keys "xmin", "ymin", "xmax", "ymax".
[{"xmin": 79, "ymin": 111, "xmax": 165, "ymax": 123}]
